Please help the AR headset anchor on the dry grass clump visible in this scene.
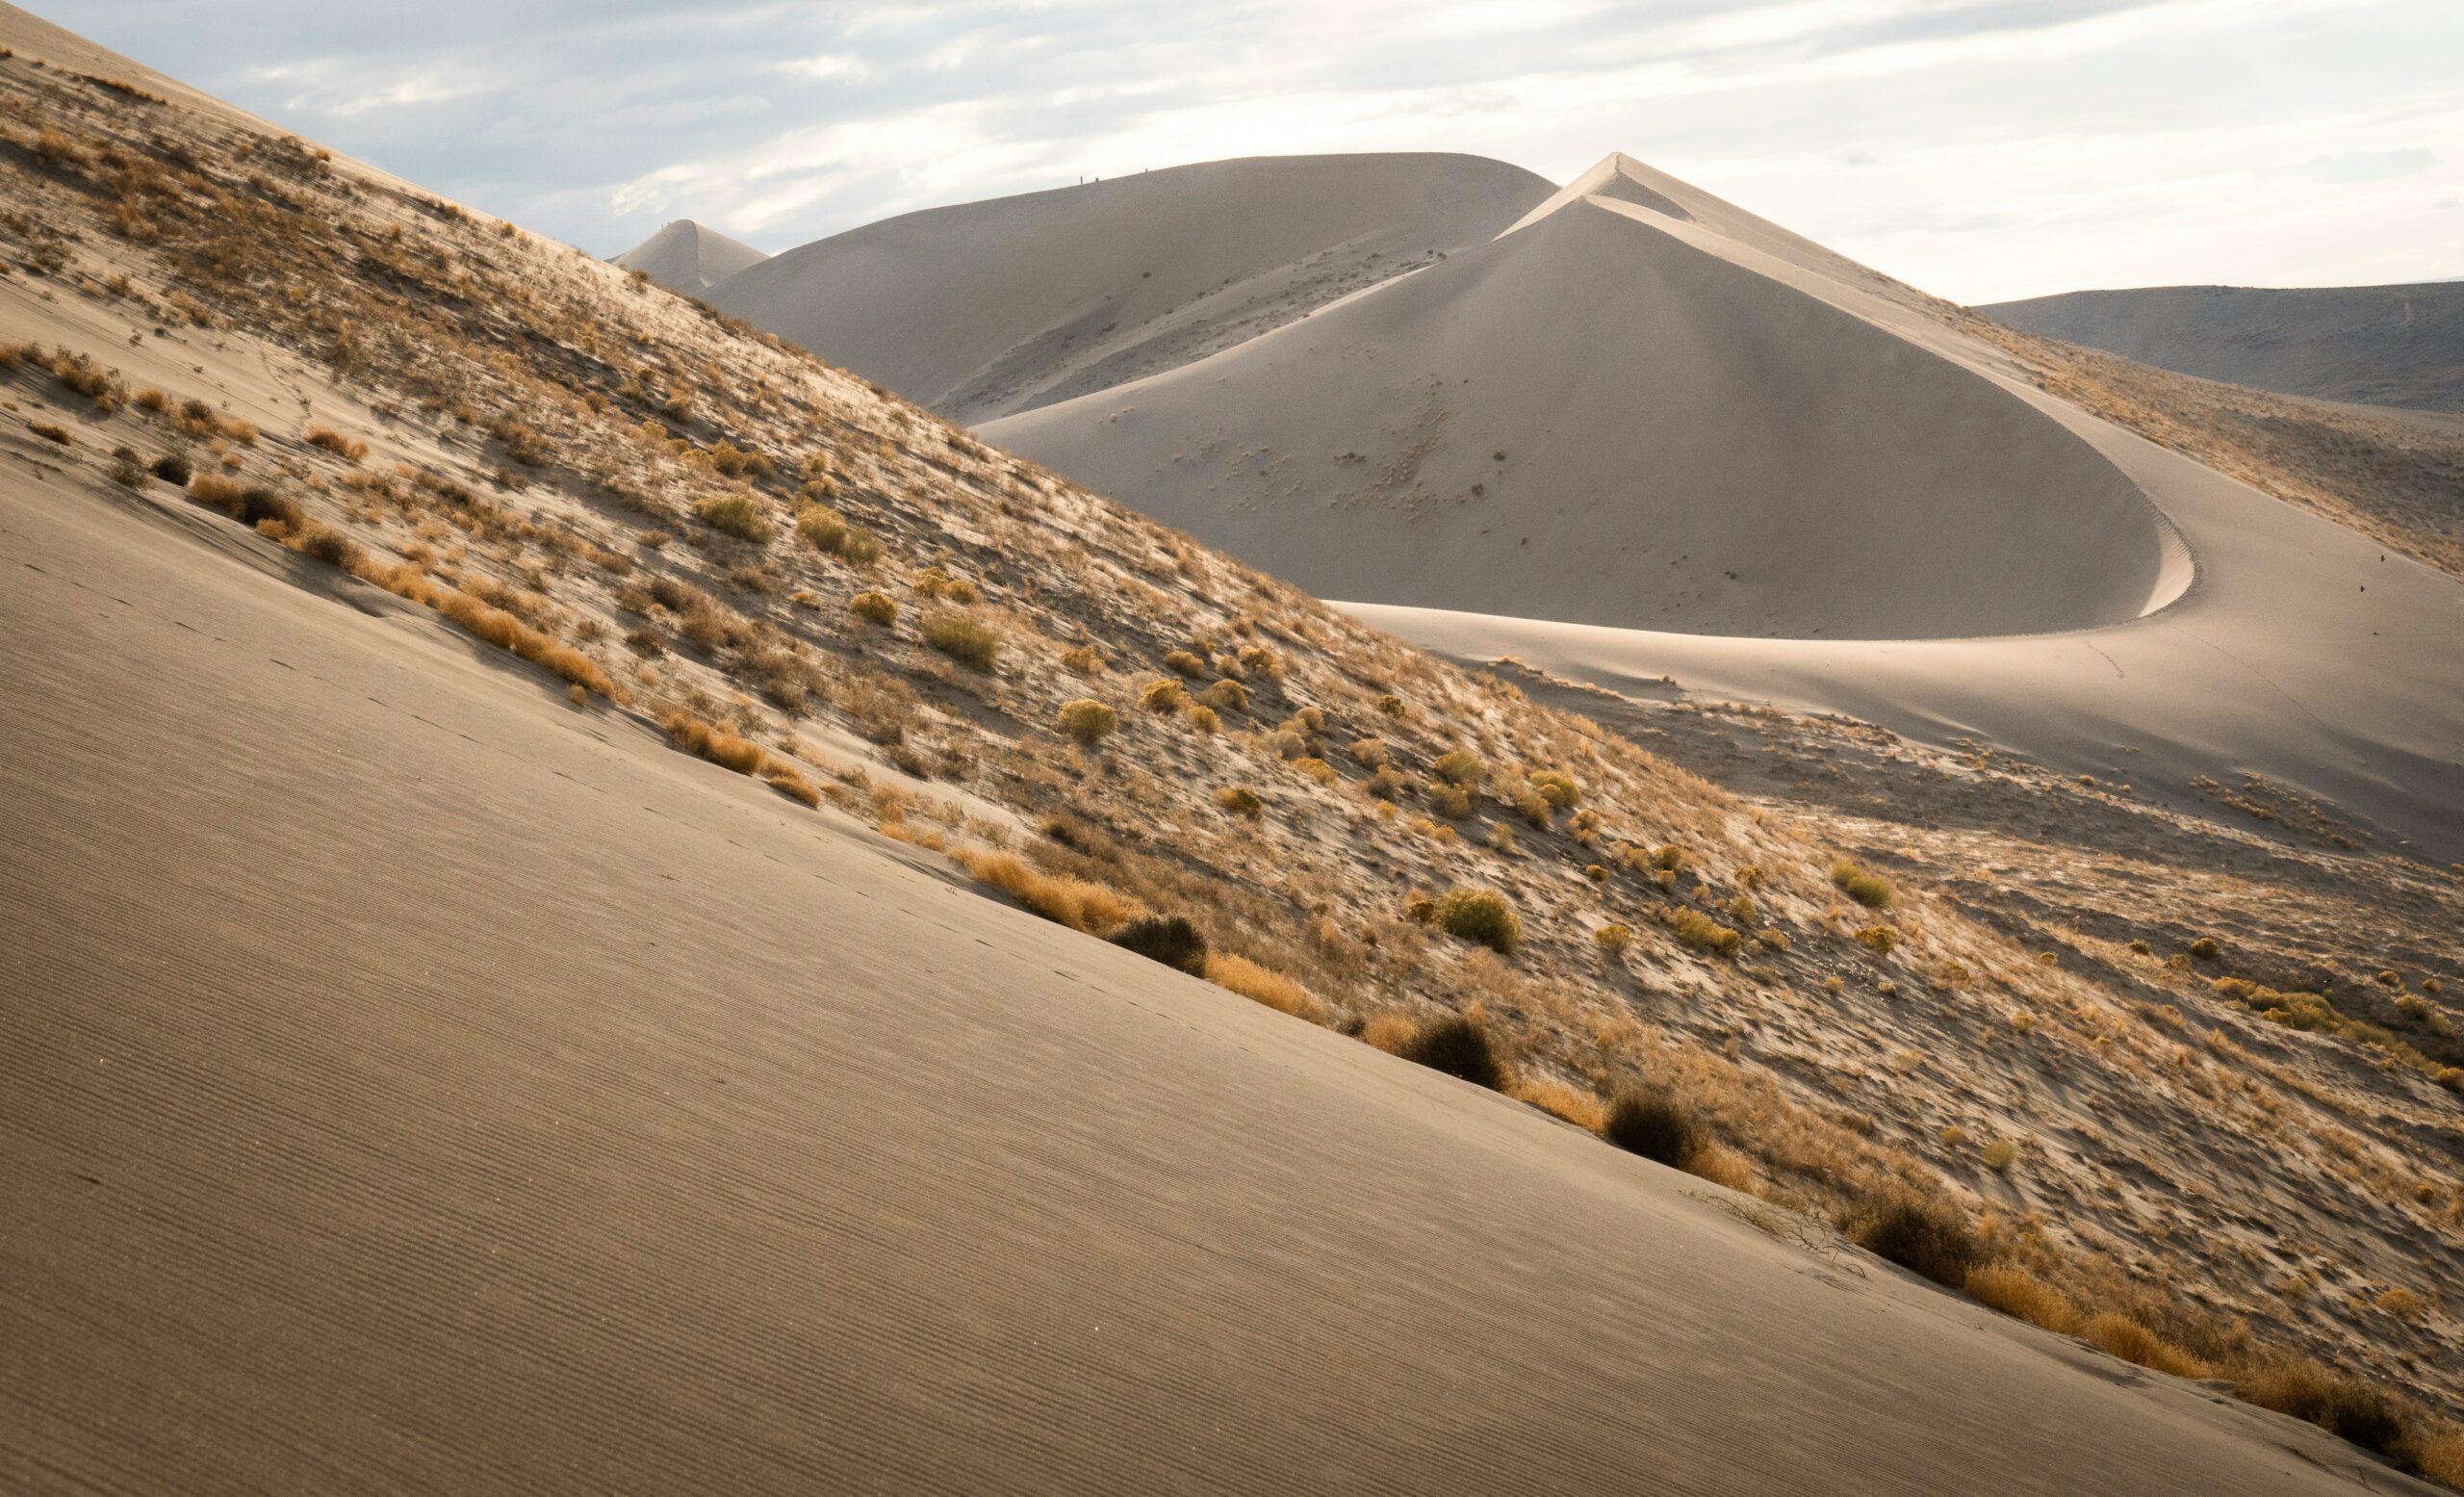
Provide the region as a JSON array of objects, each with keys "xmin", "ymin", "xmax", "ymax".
[
  {"xmin": 921, "ymin": 610, "xmax": 1000, "ymax": 671},
  {"xmin": 1844, "ymin": 1193, "xmax": 1980, "ymax": 1288},
  {"xmin": 955, "ymin": 848, "xmax": 1139, "ymax": 934},
  {"xmin": 1964, "ymin": 1264, "xmax": 2083, "ymax": 1335},
  {"xmin": 1433, "ymin": 887, "xmax": 1519, "ymax": 954},
  {"xmin": 692, "ymin": 492, "xmax": 772, "ymax": 544},
  {"xmin": 849, "ymin": 590, "xmax": 897, "ymax": 627},
  {"xmin": 1604, "ymin": 1092, "xmax": 1701, "ymax": 1167},
  {"xmin": 2080, "ymin": 1313, "xmax": 2211, "ymax": 1381},
  {"xmin": 1058, "ymin": 698, "xmax": 1117, "ymax": 745},
  {"xmin": 1110, "ymin": 915, "xmax": 1207, "ymax": 975},
  {"xmin": 663, "ymin": 711, "xmax": 765, "ymax": 775},
  {"xmin": 793, "ymin": 502, "xmax": 880, "ymax": 564},
  {"xmin": 1663, "ymin": 906, "xmax": 1741, "ymax": 957},
  {"xmin": 303, "ymin": 426, "xmax": 367, "ymax": 461},
  {"xmin": 1831, "ymin": 860, "xmax": 1893, "ymax": 908},
  {"xmin": 1400, "ymin": 1013, "xmax": 1508, "ymax": 1092},
  {"xmin": 345, "ymin": 555, "xmax": 614, "ymax": 699},
  {"xmin": 29, "ymin": 420, "xmax": 69, "ymax": 444},
  {"xmin": 1205, "ymin": 952, "xmax": 1327, "ymax": 1023},
  {"xmin": 1215, "ymin": 786, "xmax": 1265, "ymax": 819},
  {"xmin": 188, "ymin": 473, "xmax": 301, "ymax": 529}
]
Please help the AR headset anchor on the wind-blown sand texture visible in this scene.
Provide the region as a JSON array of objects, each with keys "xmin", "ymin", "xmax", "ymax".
[
  {"xmin": 1984, "ymin": 282, "xmax": 2464, "ymax": 415},
  {"xmin": 4, "ymin": 5, "xmax": 2463, "ymax": 1490},
  {"xmin": 3, "ymin": 385, "xmax": 2446, "ymax": 1497},
  {"xmin": 612, "ymin": 217, "xmax": 769, "ymax": 293},
  {"xmin": 706, "ymin": 152, "xmax": 1553, "ymax": 424}
]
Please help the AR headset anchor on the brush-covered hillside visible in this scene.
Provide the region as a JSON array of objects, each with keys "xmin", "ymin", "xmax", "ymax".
[{"xmin": 0, "ymin": 5, "xmax": 2459, "ymax": 1491}]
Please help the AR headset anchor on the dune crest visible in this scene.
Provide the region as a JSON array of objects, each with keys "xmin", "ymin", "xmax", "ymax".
[
  {"xmin": 986, "ymin": 152, "xmax": 2184, "ymax": 641},
  {"xmin": 612, "ymin": 219, "xmax": 769, "ymax": 293}
]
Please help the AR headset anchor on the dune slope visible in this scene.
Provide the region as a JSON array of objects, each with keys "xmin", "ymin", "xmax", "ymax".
[
  {"xmin": 612, "ymin": 218, "xmax": 769, "ymax": 293},
  {"xmin": 1984, "ymin": 282, "xmax": 2464, "ymax": 414},
  {"xmin": 2, "ymin": 392, "xmax": 2444, "ymax": 1497},
  {"xmin": 986, "ymin": 174, "xmax": 2179, "ymax": 641},
  {"xmin": 706, "ymin": 152, "xmax": 1553, "ymax": 423}
]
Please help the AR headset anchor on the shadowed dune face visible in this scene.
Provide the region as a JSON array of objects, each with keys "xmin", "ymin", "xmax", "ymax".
[
  {"xmin": 705, "ymin": 152, "xmax": 1554, "ymax": 424},
  {"xmin": 987, "ymin": 191, "xmax": 2181, "ymax": 641},
  {"xmin": 612, "ymin": 219, "xmax": 769, "ymax": 293}
]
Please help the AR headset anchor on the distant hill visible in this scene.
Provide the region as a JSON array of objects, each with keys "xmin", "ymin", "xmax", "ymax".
[
  {"xmin": 611, "ymin": 219, "xmax": 769, "ymax": 293},
  {"xmin": 703, "ymin": 153, "xmax": 1553, "ymax": 423},
  {"xmin": 1981, "ymin": 282, "xmax": 2464, "ymax": 412}
]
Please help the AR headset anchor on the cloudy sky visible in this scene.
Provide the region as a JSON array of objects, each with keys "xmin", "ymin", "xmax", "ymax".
[{"xmin": 56, "ymin": 0, "xmax": 2464, "ymax": 303}]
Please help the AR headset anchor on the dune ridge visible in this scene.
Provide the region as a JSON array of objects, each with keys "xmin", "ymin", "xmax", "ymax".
[
  {"xmin": 612, "ymin": 218, "xmax": 769, "ymax": 293},
  {"xmin": 705, "ymin": 152, "xmax": 1553, "ymax": 424}
]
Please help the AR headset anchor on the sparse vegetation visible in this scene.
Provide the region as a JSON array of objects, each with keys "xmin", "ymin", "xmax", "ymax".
[
  {"xmin": 1432, "ymin": 887, "xmax": 1518, "ymax": 954},
  {"xmin": 1058, "ymin": 698, "xmax": 1117, "ymax": 745}
]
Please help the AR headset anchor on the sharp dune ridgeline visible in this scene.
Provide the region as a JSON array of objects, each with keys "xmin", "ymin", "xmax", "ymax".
[
  {"xmin": 611, "ymin": 217, "xmax": 769, "ymax": 294},
  {"xmin": 3, "ymin": 4, "xmax": 2464, "ymax": 1494}
]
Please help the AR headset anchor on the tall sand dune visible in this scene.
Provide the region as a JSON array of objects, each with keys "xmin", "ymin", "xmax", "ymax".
[
  {"xmin": 612, "ymin": 218, "xmax": 769, "ymax": 293},
  {"xmin": 986, "ymin": 160, "xmax": 2180, "ymax": 641},
  {"xmin": 1985, "ymin": 282, "xmax": 2464, "ymax": 414},
  {"xmin": 706, "ymin": 153, "xmax": 1553, "ymax": 423}
]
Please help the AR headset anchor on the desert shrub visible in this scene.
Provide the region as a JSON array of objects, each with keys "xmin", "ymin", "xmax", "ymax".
[
  {"xmin": 1982, "ymin": 1139, "xmax": 2018, "ymax": 1172},
  {"xmin": 1236, "ymin": 644, "xmax": 1281, "ymax": 679},
  {"xmin": 1727, "ymin": 893, "xmax": 1758, "ymax": 926},
  {"xmin": 2189, "ymin": 937, "xmax": 2220, "ymax": 960},
  {"xmin": 1433, "ymin": 750, "xmax": 1486, "ymax": 786},
  {"xmin": 30, "ymin": 421, "xmax": 71, "ymax": 444},
  {"xmin": 1400, "ymin": 1014, "xmax": 1507, "ymax": 1092},
  {"xmin": 1292, "ymin": 756, "xmax": 1336, "ymax": 786},
  {"xmin": 1375, "ymin": 693, "xmax": 1404, "ymax": 718},
  {"xmin": 911, "ymin": 567, "xmax": 979, "ymax": 604},
  {"xmin": 293, "ymin": 522, "xmax": 363, "ymax": 568},
  {"xmin": 1061, "ymin": 644, "xmax": 1105, "ymax": 674},
  {"xmin": 2082, "ymin": 1314, "xmax": 2211, "ymax": 1381},
  {"xmin": 1199, "ymin": 678, "xmax": 1249, "ymax": 713},
  {"xmin": 922, "ymin": 611, "xmax": 1000, "ymax": 670},
  {"xmin": 1854, "ymin": 924, "xmax": 1900, "ymax": 954},
  {"xmin": 1111, "ymin": 915, "xmax": 1207, "ymax": 975},
  {"xmin": 1186, "ymin": 705, "xmax": 1221, "ymax": 734},
  {"xmin": 148, "ymin": 453, "xmax": 191, "ymax": 483},
  {"xmin": 189, "ymin": 474, "xmax": 302, "ymax": 530},
  {"xmin": 692, "ymin": 492, "xmax": 771, "ymax": 544},
  {"xmin": 1604, "ymin": 1093, "xmax": 1699, "ymax": 1166},
  {"xmin": 1163, "ymin": 649, "xmax": 1206, "ymax": 678},
  {"xmin": 956, "ymin": 849, "xmax": 1138, "ymax": 934},
  {"xmin": 1428, "ymin": 783, "xmax": 1474, "ymax": 819},
  {"xmin": 1215, "ymin": 786, "xmax": 1264, "ymax": 819},
  {"xmin": 794, "ymin": 503, "xmax": 849, "ymax": 553},
  {"xmin": 1664, "ymin": 907, "xmax": 1741, "ymax": 957},
  {"xmin": 1831, "ymin": 861, "xmax": 1893, "ymax": 908},
  {"xmin": 1348, "ymin": 736, "xmax": 1388, "ymax": 768},
  {"xmin": 2237, "ymin": 1361, "xmax": 2413, "ymax": 1458},
  {"xmin": 1594, "ymin": 922, "xmax": 1633, "ymax": 957},
  {"xmin": 1205, "ymin": 952, "xmax": 1326, "ymax": 1022},
  {"xmin": 761, "ymin": 765, "xmax": 822, "ymax": 807},
  {"xmin": 1964, "ymin": 1265, "xmax": 2083, "ymax": 1334},
  {"xmin": 1528, "ymin": 770, "xmax": 1579, "ymax": 809},
  {"xmin": 1434, "ymin": 887, "xmax": 1519, "ymax": 954},
  {"xmin": 1845, "ymin": 1194, "xmax": 1980, "ymax": 1288},
  {"xmin": 662, "ymin": 712, "xmax": 764, "ymax": 775},
  {"xmin": 1734, "ymin": 865, "xmax": 1765, "ymax": 890},
  {"xmin": 303, "ymin": 426, "xmax": 368, "ymax": 461},
  {"xmin": 1058, "ymin": 699, "xmax": 1117, "ymax": 745},
  {"xmin": 108, "ymin": 447, "xmax": 146, "ymax": 487},
  {"xmin": 1139, "ymin": 679, "xmax": 1189, "ymax": 713},
  {"xmin": 850, "ymin": 590, "xmax": 897, "ymax": 627}
]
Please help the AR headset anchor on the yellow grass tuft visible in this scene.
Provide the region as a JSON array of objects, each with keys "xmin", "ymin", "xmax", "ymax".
[{"xmin": 1203, "ymin": 952, "xmax": 1327, "ymax": 1023}]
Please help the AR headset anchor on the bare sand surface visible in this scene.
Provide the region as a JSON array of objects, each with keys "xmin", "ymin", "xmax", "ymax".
[
  {"xmin": 2, "ymin": 419, "xmax": 2442, "ymax": 1495},
  {"xmin": 706, "ymin": 153, "xmax": 1552, "ymax": 423},
  {"xmin": 612, "ymin": 218, "xmax": 770, "ymax": 293},
  {"xmin": 986, "ymin": 165, "xmax": 2180, "ymax": 641},
  {"xmin": 1985, "ymin": 282, "xmax": 2464, "ymax": 414}
]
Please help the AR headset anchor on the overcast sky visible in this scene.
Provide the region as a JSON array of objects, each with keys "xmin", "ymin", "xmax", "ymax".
[{"xmin": 54, "ymin": 0, "xmax": 2464, "ymax": 303}]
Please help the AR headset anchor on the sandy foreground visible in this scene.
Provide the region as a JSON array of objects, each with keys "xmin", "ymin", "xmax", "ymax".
[{"xmin": 0, "ymin": 416, "xmax": 2442, "ymax": 1493}]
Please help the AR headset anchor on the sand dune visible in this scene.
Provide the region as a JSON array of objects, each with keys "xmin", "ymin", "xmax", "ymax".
[
  {"xmin": 986, "ymin": 154, "xmax": 2183, "ymax": 641},
  {"xmin": 612, "ymin": 218, "xmax": 769, "ymax": 293},
  {"xmin": 3, "ymin": 414, "xmax": 2441, "ymax": 1497},
  {"xmin": 1985, "ymin": 282, "xmax": 2464, "ymax": 413},
  {"xmin": 706, "ymin": 153, "xmax": 1552, "ymax": 423}
]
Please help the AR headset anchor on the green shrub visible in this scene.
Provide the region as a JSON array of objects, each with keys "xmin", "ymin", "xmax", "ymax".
[{"xmin": 1434, "ymin": 887, "xmax": 1519, "ymax": 954}]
